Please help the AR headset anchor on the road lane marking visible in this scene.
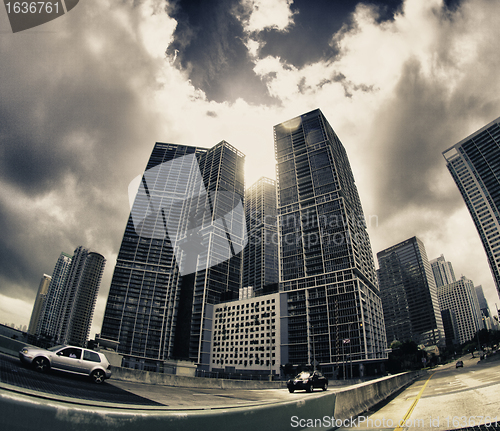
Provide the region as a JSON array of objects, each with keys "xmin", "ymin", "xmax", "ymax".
[{"xmin": 394, "ymin": 372, "xmax": 435, "ymax": 431}]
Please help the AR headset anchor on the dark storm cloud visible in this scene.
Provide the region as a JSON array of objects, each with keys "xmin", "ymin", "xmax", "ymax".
[
  {"xmin": 166, "ymin": 0, "xmax": 407, "ymax": 104},
  {"xmin": 0, "ymin": 2, "xmax": 167, "ymax": 301},
  {"xmin": 167, "ymin": 0, "xmax": 276, "ymax": 104}
]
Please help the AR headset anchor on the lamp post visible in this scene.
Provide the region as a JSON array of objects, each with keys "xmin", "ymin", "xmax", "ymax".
[{"xmin": 311, "ymin": 325, "xmax": 316, "ymax": 371}]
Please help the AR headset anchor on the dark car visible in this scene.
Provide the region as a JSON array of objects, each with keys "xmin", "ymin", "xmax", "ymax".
[
  {"xmin": 19, "ymin": 344, "xmax": 112, "ymax": 384},
  {"xmin": 456, "ymin": 360, "xmax": 463, "ymax": 368},
  {"xmin": 287, "ymin": 371, "xmax": 328, "ymax": 393}
]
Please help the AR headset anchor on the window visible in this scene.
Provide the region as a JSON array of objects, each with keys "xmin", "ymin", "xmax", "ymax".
[{"xmin": 83, "ymin": 350, "xmax": 101, "ymax": 363}]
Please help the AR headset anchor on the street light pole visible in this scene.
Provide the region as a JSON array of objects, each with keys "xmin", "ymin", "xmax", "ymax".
[{"xmin": 312, "ymin": 325, "xmax": 316, "ymax": 371}]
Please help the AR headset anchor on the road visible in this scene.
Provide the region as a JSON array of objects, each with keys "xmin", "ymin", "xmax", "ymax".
[
  {"xmin": 338, "ymin": 355, "xmax": 500, "ymax": 431},
  {"xmin": 0, "ymin": 352, "xmax": 318, "ymax": 409}
]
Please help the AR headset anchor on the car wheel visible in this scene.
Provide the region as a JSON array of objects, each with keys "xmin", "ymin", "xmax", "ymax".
[
  {"xmin": 288, "ymin": 387, "xmax": 295, "ymax": 393},
  {"xmin": 91, "ymin": 369, "xmax": 106, "ymax": 384},
  {"xmin": 322, "ymin": 383, "xmax": 328, "ymax": 391},
  {"xmin": 33, "ymin": 357, "xmax": 49, "ymax": 373},
  {"xmin": 306, "ymin": 383, "xmax": 313, "ymax": 393}
]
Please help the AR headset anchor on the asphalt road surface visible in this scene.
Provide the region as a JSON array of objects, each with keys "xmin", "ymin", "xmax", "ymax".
[
  {"xmin": 0, "ymin": 352, "xmax": 319, "ymax": 409},
  {"xmin": 338, "ymin": 355, "xmax": 500, "ymax": 431}
]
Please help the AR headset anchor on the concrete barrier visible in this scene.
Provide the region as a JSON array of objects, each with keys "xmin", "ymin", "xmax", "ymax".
[
  {"xmin": 110, "ymin": 365, "xmax": 288, "ymax": 389},
  {"xmin": 0, "ymin": 334, "xmax": 30, "ymax": 357},
  {"xmin": 333, "ymin": 371, "xmax": 425, "ymax": 422}
]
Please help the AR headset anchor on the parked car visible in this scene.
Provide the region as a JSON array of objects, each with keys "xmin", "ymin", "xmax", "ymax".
[
  {"xmin": 456, "ymin": 360, "xmax": 463, "ymax": 368},
  {"xmin": 19, "ymin": 345, "xmax": 112, "ymax": 384},
  {"xmin": 287, "ymin": 371, "xmax": 328, "ymax": 393}
]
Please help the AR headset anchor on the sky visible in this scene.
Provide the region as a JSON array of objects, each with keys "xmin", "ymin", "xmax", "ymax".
[{"xmin": 1, "ymin": 0, "xmax": 500, "ymax": 337}]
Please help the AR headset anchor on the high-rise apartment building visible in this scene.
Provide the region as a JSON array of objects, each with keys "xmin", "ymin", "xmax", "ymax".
[
  {"xmin": 58, "ymin": 246, "xmax": 106, "ymax": 347},
  {"xmin": 37, "ymin": 252, "xmax": 73, "ymax": 339},
  {"xmin": 100, "ymin": 141, "xmax": 245, "ymax": 371},
  {"xmin": 243, "ymin": 177, "xmax": 279, "ymax": 294},
  {"xmin": 28, "ymin": 274, "xmax": 51, "ymax": 335},
  {"xmin": 437, "ymin": 276, "xmax": 482, "ymax": 345},
  {"xmin": 443, "ymin": 117, "xmax": 500, "ymax": 298},
  {"xmin": 430, "ymin": 254, "xmax": 456, "ymax": 288},
  {"xmin": 377, "ymin": 237, "xmax": 445, "ymax": 347},
  {"xmin": 275, "ymin": 109, "xmax": 387, "ymax": 378}
]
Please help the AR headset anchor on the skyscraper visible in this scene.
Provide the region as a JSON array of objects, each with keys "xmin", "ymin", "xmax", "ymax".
[
  {"xmin": 475, "ymin": 285, "xmax": 491, "ymax": 318},
  {"xmin": 275, "ymin": 109, "xmax": 387, "ymax": 378},
  {"xmin": 377, "ymin": 236, "xmax": 445, "ymax": 346},
  {"xmin": 430, "ymin": 254, "xmax": 456, "ymax": 288},
  {"xmin": 437, "ymin": 276, "xmax": 482, "ymax": 345},
  {"xmin": 100, "ymin": 141, "xmax": 245, "ymax": 370},
  {"xmin": 37, "ymin": 252, "xmax": 73, "ymax": 339},
  {"xmin": 58, "ymin": 246, "xmax": 106, "ymax": 347},
  {"xmin": 243, "ymin": 177, "xmax": 279, "ymax": 294},
  {"xmin": 443, "ymin": 117, "xmax": 500, "ymax": 298},
  {"xmin": 28, "ymin": 274, "xmax": 51, "ymax": 335}
]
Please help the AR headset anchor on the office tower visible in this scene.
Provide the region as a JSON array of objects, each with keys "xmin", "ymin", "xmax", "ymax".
[
  {"xmin": 475, "ymin": 285, "xmax": 491, "ymax": 318},
  {"xmin": 437, "ymin": 276, "xmax": 482, "ymax": 345},
  {"xmin": 37, "ymin": 252, "xmax": 73, "ymax": 339},
  {"xmin": 243, "ymin": 177, "xmax": 279, "ymax": 295},
  {"xmin": 440, "ymin": 309, "xmax": 459, "ymax": 348},
  {"xmin": 275, "ymin": 109, "xmax": 387, "ymax": 378},
  {"xmin": 58, "ymin": 246, "xmax": 106, "ymax": 347},
  {"xmin": 430, "ymin": 254, "xmax": 456, "ymax": 288},
  {"xmin": 100, "ymin": 141, "xmax": 245, "ymax": 371},
  {"xmin": 28, "ymin": 274, "xmax": 51, "ymax": 335},
  {"xmin": 443, "ymin": 117, "xmax": 500, "ymax": 298},
  {"xmin": 377, "ymin": 236, "xmax": 445, "ymax": 346}
]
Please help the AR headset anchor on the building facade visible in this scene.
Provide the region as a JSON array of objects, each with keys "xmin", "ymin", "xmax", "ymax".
[
  {"xmin": 437, "ymin": 276, "xmax": 482, "ymax": 345},
  {"xmin": 58, "ymin": 246, "xmax": 106, "ymax": 347},
  {"xmin": 377, "ymin": 237, "xmax": 445, "ymax": 347},
  {"xmin": 100, "ymin": 141, "xmax": 245, "ymax": 371},
  {"xmin": 209, "ymin": 290, "xmax": 281, "ymax": 376},
  {"xmin": 430, "ymin": 255, "xmax": 456, "ymax": 288},
  {"xmin": 443, "ymin": 117, "xmax": 500, "ymax": 298},
  {"xmin": 37, "ymin": 252, "xmax": 73, "ymax": 339},
  {"xmin": 28, "ymin": 274, "xmax": 51, "ymax": 335},
  {"xmin": 475, "ymin": 285, "xmax": 491, "ymax": 319},
  {"xmin": 243, "ymin": 177, "xmax": 279, "ymax": 295},
  {"xmin": 275, "ymin": 109, "xmax": 387, "ymax": 378}
]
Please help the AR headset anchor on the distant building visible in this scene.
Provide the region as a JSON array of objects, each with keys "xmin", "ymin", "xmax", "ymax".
[
  {"xmin": 475, "ymin": 285, "xmax": 491, "ymax": 319},
  {"xmin": 37, "ymin": 252, "xmax": 73, "ymax": 339},
  {"xmin": 437, "ymin": 276, "xmax": 482, "ymax": 345},
  {"xmin": 209, "ymin": 290, "xmax": 281, "ymax": 376},
  {"xmin": 443, "ymin": 117, "xmax": 500, "ymax": 299},
  {"xmin": 275, "ymin": 109, "xmax": 387, "ymax": 378},
  {"xmin": 27, "ymin": 274, "xmax": 51, "ymax": 335},
  {"xmin": 430, "ymin": 255, "xmax": 456, "ymax": 288},
  {"xmin": 243, "ymin": 177, "xmax": 279, "ymax": 295},
  {"xmin": 377, "ymin": 236, "xmax": 445, "ymax": 347},
  {"xmin": 57, "ymin": 246, "xmax": 106, "ymax": 347}
]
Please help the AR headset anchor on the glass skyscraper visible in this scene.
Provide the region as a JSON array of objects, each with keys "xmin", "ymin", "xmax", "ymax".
[
  {"xmin": 443, "ymin": 117, "xmax": 500, "ymax": 299},
  {"xmin": 243, "ymin": 177, "xmax": 279, "ymax": 294},
  {"xmin": 377, "ymin": 236, "xmax": 445, "ymax": 347},
  {"xmin": 100, "ymin": 141, "xmax": 245, "ymax": 370},
  {"xmin": 275, "ymin": 109, "xmax": 386, "ymax": 378}
]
